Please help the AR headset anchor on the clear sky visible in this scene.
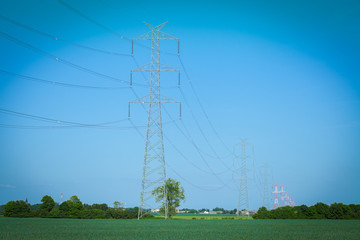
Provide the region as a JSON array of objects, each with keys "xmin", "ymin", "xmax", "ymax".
[{"xmin": 0, "ymin": 0, "xmax": 359, "ymax": 210}]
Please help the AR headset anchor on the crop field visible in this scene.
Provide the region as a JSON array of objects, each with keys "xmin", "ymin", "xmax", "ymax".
[{"xmin": 1, "ymin": 218, "xmax": 360, "ymax": 240}]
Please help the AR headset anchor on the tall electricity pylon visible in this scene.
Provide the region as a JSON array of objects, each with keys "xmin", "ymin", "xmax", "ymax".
[
  {"xmin": 129, "ymin": 22, "xmax": 180, "ymax": 219},
  {"xmin": 272, "ymin": 184, "xmax": 280, "ymax": 209},
  {"xmin": 235, "ymin": 138, "xmax": 249, "ymax": 215},
  {"xmin": 262, "ymin": 163, "xmax": 270, "ymax": 209}
]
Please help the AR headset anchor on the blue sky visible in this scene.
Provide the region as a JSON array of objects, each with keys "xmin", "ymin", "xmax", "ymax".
[{"xmin": 0, "ymin": 0, "xmax": 359, "ymax": 210}]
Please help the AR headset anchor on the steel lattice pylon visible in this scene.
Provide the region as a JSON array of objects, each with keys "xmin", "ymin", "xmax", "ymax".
[
  {"xmin": 262, "ymin": 163, "xmax": 270, "ymax": 209},
  {"xmin": 129, "ymin": 22, "xmax": 180, "ymax": 219},
  {"xmin": 235, "ymin": 139, "xmax": 249, "ymax": 216}
]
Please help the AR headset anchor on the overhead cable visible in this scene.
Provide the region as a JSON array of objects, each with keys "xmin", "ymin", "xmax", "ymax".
[
  {"xmin": 0, "ymin": 14, "xmax": 131, "ymax": 56},
  {"xmin": 56, "ymin": 0, "xmax": 177, "ymax": 56},
  {"xmin": 0, "ymin": 69, "xmax": 128, "ymax": 90},
  {"xmin": 0, "ymin": 31, "xmax": 148, "ymax": 87},
  {"xmin": 178, "ymin": 56, "xmax": 234, "ymax": 154}
]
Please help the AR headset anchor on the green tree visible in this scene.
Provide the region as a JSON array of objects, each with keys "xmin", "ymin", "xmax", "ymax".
[
  {"xmin": 152, "ymin": 178, "xmax": 185, "ymax": 219},
  {"xmin": 40, "ymin": 195, "xmax": 56, "ymax": 213},
  {"xmin": 113, "ymin": 201, "xmax": 122, "ymax": 209},
  {"xmin": 4, "ymin": 200, "xmax": 31, "ymax": 217},
  {"xmin": 91, "ymin": 203, "xmax": 108, "ymax": 211},
  {"xmin": 313, "ymin": 202, "xmax": 330, "ymax": 218},
  {"xmin": 59, "ymin": 201, "xmax": 70, "ymax": 214},
  {"xmin": 330, "ymin": 202, "xmax": 352, "ymax": 219},
  {"xmin": 58, "ymin": 195, "xmax": 83, "ymax": 218},
  {"xmin": 68, "ymin": 195, "xmax": 83, "ymax": 217}
]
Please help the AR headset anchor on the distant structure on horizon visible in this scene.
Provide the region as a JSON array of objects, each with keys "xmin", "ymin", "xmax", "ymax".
[
  {"xmin": 61, "ymin": 192, "xmax": 63, "ymax": 204},
  {"xmin": 273, "ymin": 184, "xmax": 295, "ymax": 209}
]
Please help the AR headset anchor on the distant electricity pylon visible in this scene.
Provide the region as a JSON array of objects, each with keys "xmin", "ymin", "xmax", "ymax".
[
  {"xmin": 235, "ymin": 138, "xmax": 250, "ymax": 215},
  {"xmin": 262, "ymin": 163, "xmax": 270, "ymax": 209},
  {"xmin": 279, "ymin": 185, "xmax": 296, "ymax": 207},
  {"xmin": 272, "ymin": 184, "xmax": 280, "ymax": 209},
  {"xmin": 272, "ymin": 184, "xmax": 296, "ymax": 208},
  {"xmin": 129, "ymin": 22, "xmax": 180, "ymax": 219}
]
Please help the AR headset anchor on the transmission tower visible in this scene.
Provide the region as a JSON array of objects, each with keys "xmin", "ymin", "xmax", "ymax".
[
  {"xmin": 279, "ymin": 185, "xmax": 285, "ymax": 207},
  {"xmin": 272, "ymin": 184, "xmax": 280, "ymax": 209},
  {"xmin": 235, "ymin": 138, "xmax": 249, "ymax": 216},
  {"xmin": 129, "ymin": 22, "xmax": 180, "ymax": 219},
  {"xmin": 262, "ymin": 163, "xmax": 270, "ymax": 209}
]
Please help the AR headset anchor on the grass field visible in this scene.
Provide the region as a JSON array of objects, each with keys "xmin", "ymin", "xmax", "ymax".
[{"xmin": 1, "ymin": 218, "xmax": 360, "ymax": 240}]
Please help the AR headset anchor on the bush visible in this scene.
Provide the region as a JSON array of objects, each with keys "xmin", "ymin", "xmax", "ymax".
[
  {"xmin": 79, "ymin": 209, "xmax": 106, "ymax": 219},
  {"xmin": 4, "ymin": 200, "xmax": 31, "ymax": 217},
  {"xmin": 254, "ymin": 202, "xmax": 359, "ymax": 220}
]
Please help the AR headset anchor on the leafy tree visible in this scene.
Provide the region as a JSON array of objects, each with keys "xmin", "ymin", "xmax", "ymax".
[
  {"xmin": 230, "ymin": 208, "xmax": 237, "ymax": 214},
  {"xmin": 330, "ymin": 202, "xmax": 352, "ymax": 219},
  {"xmin": 253, "ymin": 206, "xmax": 269, "ymax": 219},
  {"xmin": 313, "ymin": 202, "xmax": 330, "ymax": 218},
  {"xmin": 67, "ymin": 195, "xmax": 83, "ymax": 217},
  {"xmin": 92, "ymin": 203, "xmax": 108, "ymax": 211},
  {"xmin": 4, "ymin": 200, "xmax": 31, "ymax": 217},
  {"xmin": 199, "ymin": 208, "xmax": 210, "ymax": 212},
  {"xmin": 79, "ymin": 209, "xmax": 106, "ymax": 219},
  {"xmin": 59, "ymin": 201, "xmax": 70, "ymax": 214},
  {"xmin": 152, "ymin": 178, "xmax": 185, "ymax": 219},
  {"xmin": 0, "ymin": 204, "xmax": 4, "ymax": 215},
  {"xmin": 40, "ymin": 195, "xmax": 56, "ymax": 213},
  {"xmin": 113, "ymin": 201, "xmax": 122, "ymax": 209},
  {"xmin": 213, "ymin": 207, "xmax": 225, "ymax": 212}
]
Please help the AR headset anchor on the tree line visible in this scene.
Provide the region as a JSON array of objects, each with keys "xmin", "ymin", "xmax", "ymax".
[
  {"xmin": 2, "ymin": 178, "xmax": 186, "ymax": 219},
  {"xmin": 253, "ymin": 202, "xmax": 360, "ymax": 219},
  {"xmin": 3, "ymin": 195, "xmax": 152, "ymax": 219},
  {"xmin": 179, "ymin": 207, "xmax": 238, "ymax": 214}
]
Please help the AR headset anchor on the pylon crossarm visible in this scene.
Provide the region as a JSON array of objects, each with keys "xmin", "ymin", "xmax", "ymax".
[
  {"xmin": 130, "ymin": 95, "xmax": 149, "ymax": 104},
  {"xmin": 131, "ymin": 63, "xmax": 179, "ymax": 72},
  {"xmin": 131, "ymin": 63, "xmax": 151, "ymax": 72},
  {"xmin": 160, "ymin": 94, "xmax": 180, "ymax": 103},
  {"xmin": 144, "ymin": 22, "xmax": 155, "ymax": 29},
  {"xmin": 158, "ymin": 31, "xmax": 179, "ymax": 40},
  {"xmin": 133, "ymin": 31, "xmax": 152, "ymax": 40},
  {"xmin": 153, "ymin": 21, "xmax": 168, "ymax": 31},
  {"xmin": 159, "ymin": 63, "xmax": 179, "ymax": 72}
]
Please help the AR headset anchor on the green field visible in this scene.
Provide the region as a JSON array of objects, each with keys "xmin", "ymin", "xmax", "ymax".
[{"xmin": 1, "ymin": 218, "xmax": 360, "ymax": 240}]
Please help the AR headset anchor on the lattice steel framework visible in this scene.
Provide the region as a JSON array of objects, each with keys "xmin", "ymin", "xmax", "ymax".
[
  {"xmin": 262, "ymin": 163, "xmax": 270, "ymax": 209},
  {"xmin": 235, "ymin": 139, "xmax": 249, "ymax": 215},
  {"xmin": 129, "ymin": 22, "xmax": 180, "ymax": 219},
  {"xmin": 272, "ymin": 184, "xmax": 280, "ymax": 209}
]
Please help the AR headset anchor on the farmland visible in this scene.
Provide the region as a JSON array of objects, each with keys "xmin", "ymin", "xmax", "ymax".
[{"xmin": 1, "ymin": 218, "xmax": 360, "ymax": 240}]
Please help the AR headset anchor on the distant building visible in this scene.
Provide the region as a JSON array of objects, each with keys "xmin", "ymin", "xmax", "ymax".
[
  {"xmin": 150, "ymin": 209, "xmax": 160, "ymax": 213},
  {"xmin": 175, "ymin": 209, "xmax": 186, "ymax": 213},
  {"xmin": 236, "ymin": 210, "xmax": 257, "ymax": 216}
]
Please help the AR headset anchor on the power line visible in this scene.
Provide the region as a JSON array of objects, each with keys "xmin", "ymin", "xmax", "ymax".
[
  {"xmin": 56, "ymin": 0, "xmax": 125, "ymax": 39},
  {"xmin": 166, "ymin": 163, "xmax": 226, "ymax": 191},
  {"xmin": 0, "ymin": 107, "xmax": 178, "ymax": 130},
  {"xmin": 179, "ymin": 88, "xmax": 233, "ymax": 172},
  {"xmin": 162, "ymin": 105, "xmax": 229, "ymax": 176},
  {"xmin": 0, "ymin": 108, "xmax": 127, "ymax": 127},
  {"xmin": 0, "ymin": 31, "xmax": 148, "ymax": 86},
  {"xmin": 0, "ymin": 14, "xmax": 131, "ymax": 56},
  {"xmin": 0, "ymin": 123, "xmax": 140, "ymax": 130},
  {"xmin": 0, "ymin": 69, "xmax": 128, "ymax": 90},
  {"xmin": 177, "ymin": 111, "xmax": 233, "ymax": 160},
  {"xmin": 129, "ymin": 118, "xmax": 226, "ymax": 192},
  {"xmin": 56, "ymin": 0, "xmax": 177, "ymax": 56},
  {"xmin": 178, "ymin": 56, "xmax": 233, "ymax": 154}
]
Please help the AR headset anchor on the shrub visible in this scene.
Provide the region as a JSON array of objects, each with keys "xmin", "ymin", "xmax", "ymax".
[{"xmin": 4, "ymin": 200, "xmax": 31, "ymax": 217}]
